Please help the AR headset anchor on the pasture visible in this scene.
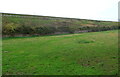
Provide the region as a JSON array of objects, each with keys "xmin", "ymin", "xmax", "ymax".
[{"xmin": 2, "ymin": 30, "xmax": 118, "ymax": 75}]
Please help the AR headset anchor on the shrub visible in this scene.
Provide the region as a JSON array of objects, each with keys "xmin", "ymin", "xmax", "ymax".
[
  {"xmin": 3, "ymin": 23, "xmax": 18, "ymax": 36},
  {"xmin": 35, "ymin": 26, "xmax": 56, "ymax": 35},
  {"xmin": 15, "ymin": 25, "xmax": 34, "ymax": 34},
  {"xmin": 58, "ymin": 26, "xmax": 75, "ymax": 33}
]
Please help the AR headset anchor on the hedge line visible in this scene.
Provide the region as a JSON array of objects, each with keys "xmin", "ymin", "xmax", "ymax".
[
  {"xmin": 2, "ymin": 14, "xmax": 119, "ymax": 37},
  {"xmin": 2, "ymin": 22, "xmax": 119, "ymax": 36}
]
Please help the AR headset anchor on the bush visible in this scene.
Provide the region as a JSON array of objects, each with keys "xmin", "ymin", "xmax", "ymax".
[
  {"xmin": 58, "ymin": 26, "xmax": 75, "ymax": 33},
  {"xmin": 35, "ymin": 26, "xmax": 56, "ymax": 35},
  {"xmin": 3, "ymin": 23, "xmax": 18, "ymax": 36},
  {"xmin": 15, "ymin": 25, "xmax": 34, "ymax": 34}
]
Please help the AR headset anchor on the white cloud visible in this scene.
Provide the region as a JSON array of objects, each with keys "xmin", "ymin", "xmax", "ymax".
[{"xmin": 0, "ymin": 0, "xmax": 119, "ymax": 21}]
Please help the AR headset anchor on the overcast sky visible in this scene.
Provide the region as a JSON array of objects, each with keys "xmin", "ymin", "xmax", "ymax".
[{"xmin": 0, "ymin": 0, "xmax": 119, "ymax": 21}]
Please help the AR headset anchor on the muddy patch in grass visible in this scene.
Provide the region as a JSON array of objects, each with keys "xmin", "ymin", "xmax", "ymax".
[
  {"xmin": 77, "ymin": 57, "xmax": 118, "ymax": 74},
  {"xmin": 77, "ymin": 57, "xmax": 101, "ymax": 67}
]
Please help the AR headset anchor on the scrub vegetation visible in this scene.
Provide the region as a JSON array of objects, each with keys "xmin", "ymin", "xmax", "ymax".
[{"xmin": 2, "ymin": 13, "xmax": 119, "ymax": 37}]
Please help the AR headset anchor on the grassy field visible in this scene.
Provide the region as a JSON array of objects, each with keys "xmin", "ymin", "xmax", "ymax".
[{"xmin": 2, "ymin": 30, "xmax": 118, "ymax": 75}]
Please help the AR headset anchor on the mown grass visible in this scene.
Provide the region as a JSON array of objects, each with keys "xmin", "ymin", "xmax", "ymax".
[{"xmin": 2, "ymin": 30, "xmax": 118, "ymax": 75}]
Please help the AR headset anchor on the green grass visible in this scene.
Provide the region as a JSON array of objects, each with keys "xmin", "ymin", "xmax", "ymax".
[
  {"xmin": 2, "ymin": 30, "xmax": 118, "ymax": 75},
  {"xmin": 0, "ymin": 37, "xmax": 2, "ymax": 76}
]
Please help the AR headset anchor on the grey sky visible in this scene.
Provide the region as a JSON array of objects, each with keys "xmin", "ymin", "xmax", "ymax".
[{"xmin": 0, "ymin": 0, "xmax": 119, "ymax": 21}]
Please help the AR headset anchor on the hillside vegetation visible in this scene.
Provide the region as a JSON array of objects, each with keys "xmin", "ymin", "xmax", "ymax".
[{"xmin": 2, "ymin": 13, "xmax": 119, "ymax": 36}]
